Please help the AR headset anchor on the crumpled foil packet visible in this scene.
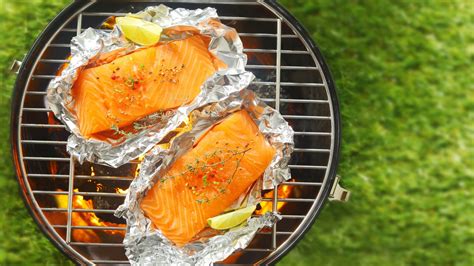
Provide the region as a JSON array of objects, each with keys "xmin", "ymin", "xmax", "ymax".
[
  {"xmin": 116, "ymin": 89, "xmax": 294, "ymax": 265},
  {"xmin": 45, "ymin": 5, "xmax": 250, "ymax": 167}
]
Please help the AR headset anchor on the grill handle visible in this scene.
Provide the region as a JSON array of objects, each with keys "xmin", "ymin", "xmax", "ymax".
[
  {"xmin": 10, "ymin": 59, "xmax": 22, "ymax": 74},
  {"xmin": 329, "ymin": 175, "xmax": 350, "ymax": 202}
]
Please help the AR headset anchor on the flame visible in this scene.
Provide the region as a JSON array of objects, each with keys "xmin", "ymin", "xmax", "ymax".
[
  {"xmin": 115, "ymin": 187, "xmax": 129, "ymax": 194},
  {"xmin": 54, "ymin": 189, "xmax": 125, "ymax": 242},
  {"xmin": 47, "ymin": 112, "xmax": 60, "ymax": 125},
  {"xmin": 243, "ymin": 37, "xmax": 275, "ymax": 66},
  {"xmin": 50, "ymin": 161, "xmax": 58, "ymax": 175},
  {"xmin": 170, "ymin": 115, "xmax": 193, "ymax": 139},
  {"xmin": 221, "ymin": 179, "xmax": 290, "ymax": 263},
  {"xmin": 101, "ymin": 16, "xmax": 117, "ymax": 29},
  {"xmin": 256, "ymin": 181, "xmax": 294, "ymax": 215},
  {"xmin": 95, "ymin": 183, "xmax": 103, "ymax": 192},
  {"xmin": 90, "ymin": 166, "xmax": 96, "ymax": 177},
  {"xmin": 134, "ymin": 155, "xmax": 145, "ymax": 178}
]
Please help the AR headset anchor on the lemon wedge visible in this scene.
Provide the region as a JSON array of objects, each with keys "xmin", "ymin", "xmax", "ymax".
[
  {"xmin": 207, "ymin": 205, "xmax": 256, "ymax": 230},
  {"xmin": 116, "ymin": 16, "xmax": 163, "ymax": 46}
]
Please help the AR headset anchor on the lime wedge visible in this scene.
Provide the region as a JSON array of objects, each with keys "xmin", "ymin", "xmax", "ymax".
[
  {"xmin": 116, "ymin": 17, "xmax": 162, "ymax": 46},
  {"xmin": 207, "ymin": 205, "xmax": 256, "ymax": 230}
]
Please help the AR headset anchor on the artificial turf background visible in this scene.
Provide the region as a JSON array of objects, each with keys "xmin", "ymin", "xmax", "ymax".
[{"xmin": 1, "ymin": 0, "xmax": 473, "ymax": 265}]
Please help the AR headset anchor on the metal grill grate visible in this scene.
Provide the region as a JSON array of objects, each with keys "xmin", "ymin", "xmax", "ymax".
[{"xmin": 12, "ymin": 1, "xmax": 340, "ymax": 265}]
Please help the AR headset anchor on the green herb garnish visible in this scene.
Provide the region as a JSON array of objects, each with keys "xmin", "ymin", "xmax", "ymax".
[
  {"xmin": 111, "ymin": 124, "xmax": 133, "ymax": 138},
  {"xmin": 126, "ymin": 77, "xmax": 136, "ymax": 89}
]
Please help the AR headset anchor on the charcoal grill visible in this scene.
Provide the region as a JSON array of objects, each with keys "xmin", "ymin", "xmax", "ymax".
[{"xmin": 10, "ymin": 0, "xmax": 349, "ymax": 265}]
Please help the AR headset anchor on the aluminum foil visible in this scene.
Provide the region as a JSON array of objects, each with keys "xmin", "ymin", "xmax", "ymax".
[
  {"xmin": 45, "ymin": 5, "xmax": 249, "ymax": 167},
  {"xmin": 116, "ymin": 89, "xmax": 294, "ymax": 265}
]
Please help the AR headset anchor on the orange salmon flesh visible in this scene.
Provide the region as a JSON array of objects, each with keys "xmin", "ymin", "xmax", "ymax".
[
  {"xmin": 72, "ymin": 34, "xmax": 226, "ymax": 138},
  {"xmin": 140, "ymin": 110, "xmax": 276, "ymax": 246}
]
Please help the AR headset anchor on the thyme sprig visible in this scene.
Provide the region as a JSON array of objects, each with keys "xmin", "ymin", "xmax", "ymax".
[
  {"xmin": 158, "ymin": 143, "xmax": 253, "ymax": 205},
  {"xmin": 194, "ymin": 148, "xmax": 249, "ymax": 204},
  {"xmin": 111, "ymin": 124, "xmax": 133, "ymax": 138},
  {"xmin": 163, "ymin": 146, "xmax": 251, "ymax": 182}
]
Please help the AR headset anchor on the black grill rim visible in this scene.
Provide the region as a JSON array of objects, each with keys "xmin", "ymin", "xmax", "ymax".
[{"xmin": 10, "ymin": 0, "xmax": 341, "ymax": 265}]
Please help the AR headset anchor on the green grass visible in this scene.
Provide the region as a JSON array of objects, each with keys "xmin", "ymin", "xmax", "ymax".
[{"xmin": 0, "ymin": 0, "xmax": 473, "ymax": 265}]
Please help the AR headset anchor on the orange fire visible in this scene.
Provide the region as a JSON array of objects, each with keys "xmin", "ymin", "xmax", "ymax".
[
  {"xmin": 256, "ymin": 181, "xmax": 294, "ymax": 215},
  {"xmin": 221, "ymin": 182, "xmax": 294, "ymax": 264},
  {"xmin": 133, "ymin": 155, "xmax": 145, "ymax": 178},
  {"xmin": 115, "ymin": 187, "xmax": 129, "ymax": 195},
  {"xmin": 101, "ymin": 16, "xmax": 117, "ymax": 29},
  {"xmin": 49, "ymin": 161, "xmax": 58, "ymax": 175},
  {"xmin": 48, "ymin": 155, "xmax": 145, "ymax": 243},
  {"xmin": 54, "ymin": 189, "xmax": 125, "ymax": 243},
  {"xmin": 47, "ymin": 112, "xmax": 60, "ymax": 126}
]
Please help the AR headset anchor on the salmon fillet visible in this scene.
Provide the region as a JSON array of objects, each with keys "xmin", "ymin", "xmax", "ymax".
[
  {"xmin": 72, "ymin": 35, "xmax": 226, "ymax": 138},
  {"xmin": 140, "ymin": 110, "xmax": 276, "ymax": 246}
]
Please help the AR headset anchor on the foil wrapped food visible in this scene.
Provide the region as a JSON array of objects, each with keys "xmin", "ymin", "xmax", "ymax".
[
  {"xmin": 45, "ymin": 5, "xmax": 250, "ymax": 167},
  {"xmin": 116, "ymin": 89, "xmax": 294, "ymax": 265}
]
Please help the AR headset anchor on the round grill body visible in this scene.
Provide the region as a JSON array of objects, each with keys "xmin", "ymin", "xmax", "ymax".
[{"xmin": 11, "ymin": 0, "xmax": 341, "ymax": 265}]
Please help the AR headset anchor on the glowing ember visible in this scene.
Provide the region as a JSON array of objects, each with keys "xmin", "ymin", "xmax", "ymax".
[
  {"xmin": 54, "ymin": 189, "xmax": 125, "ymax": 243},
  {"xmin": 256, "ymin": 181, "xmax": 294, "ymax": 215},
  {"xmin": 101, "ymin": 16, "xmax": 117, "ymax": 29},
  {"xmin": 95, "ymin": 183, "xmax": 103, "ymax": 192},
  {"xmin": 115, "ymin": 187, "xmax": 129, "ymax": 194}
]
